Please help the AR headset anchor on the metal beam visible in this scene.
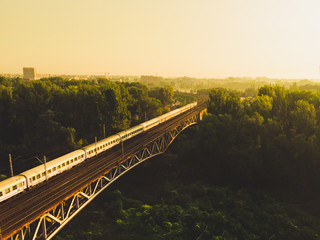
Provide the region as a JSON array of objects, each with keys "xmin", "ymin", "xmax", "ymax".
[{"xmin": 6, "ymin": 110, "xmax": 203, "ymax": 240}]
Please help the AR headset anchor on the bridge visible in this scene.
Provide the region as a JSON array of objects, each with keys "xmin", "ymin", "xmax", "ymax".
[{"xmin": 0, "ymin": 102, "xmax": 206, "ymax": 240}]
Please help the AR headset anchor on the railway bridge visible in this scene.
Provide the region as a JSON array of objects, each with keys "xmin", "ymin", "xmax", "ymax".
[{"xmin": 0, "ymin": 102, "xmax": 206, "ymax": 240}]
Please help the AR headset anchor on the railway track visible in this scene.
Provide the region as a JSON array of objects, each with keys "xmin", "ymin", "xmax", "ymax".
[{"xmin": 0, "ymin": 102, "xmax": 206, "ymax": 239}]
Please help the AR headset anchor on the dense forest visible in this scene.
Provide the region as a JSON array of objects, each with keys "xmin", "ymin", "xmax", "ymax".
[
  {"xmin": 3, "ymin": 77, "xmax": 320, "ymax": 238},
  {"xmin": 56, "ymin": 85, "xmax": 320, "ymax": 239},
  {"xmin": 0, "ymin": 77, "xmax": 196, "ymax": 176}
]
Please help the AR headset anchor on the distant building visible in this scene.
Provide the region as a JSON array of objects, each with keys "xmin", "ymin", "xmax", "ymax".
[{"xmin": 23, "ymin": 67, "xmax": 36, "ymax": 80}]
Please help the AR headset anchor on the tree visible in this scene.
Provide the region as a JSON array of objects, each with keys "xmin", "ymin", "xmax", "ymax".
[
  {"xmin": 290, "ymin": 99, "xmax": 317, "ymax": 136},
  {"xmin": 207, "ymin": 88, "xmax": 241, "ymax": 117},
  {"xmin": 249, "ymin": 95, "xmax": 273, "ymax": 120},
  {"xmin": 149, "ymin": 87, "xmax": 174, "ymax": 107}
]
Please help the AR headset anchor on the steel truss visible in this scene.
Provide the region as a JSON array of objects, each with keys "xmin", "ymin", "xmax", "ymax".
[{"xmin": 6, "ymin": 111, "xmax": 203, "ymax": 240}]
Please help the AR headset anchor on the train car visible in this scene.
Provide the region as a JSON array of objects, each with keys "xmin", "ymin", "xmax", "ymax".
[
  {"xmin": 83, "ymin": 135, "xmax": 121, "ymax": 159},
  {"xmin": 118, "ymin": 125, "xmax": 144, "ymax": 142},
  {"xmin": 0, "ymin": 102, "xmax": 199, "ymax": 203},
  {"xmin": 0, "ymin": 175, "xmax": 26, "ymax": 203},
  {"xmin": 20, "ymin": 150, "xmax": 85, "ymax": 188},
  {"xmin": 159, "ymin": 111, "xmax": 174, "ymax": 123},
  {"xmin": 159, "ymin": 102, "xmax": 196, "ymax": 123},
  {"xmin": 141, "ymin": 118, "xmax": 160, "ymax": 132}
]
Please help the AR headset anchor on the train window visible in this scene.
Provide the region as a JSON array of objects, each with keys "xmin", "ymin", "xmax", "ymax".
[
  {"xmin": 5, "ymin": 188, "xmax": 10, "ymax": 194},
  {"xmin": 66, "ymin": 161, "xmax": 69, "ymax": 165},
  {"xmin": 42, "ymin": 172, "xmax": 45, "ymax": 177},
  {"xmin": 37, "ymin": 174, "xmax": 40, "ymax": 179},
  {"xmin": 32, "ymin": 176, "xmax": 36, "ymax": 181},
  {"xmin": 48, "ymin": 169, "xmax": 52, "ymax": 173},
  {"xmin": 58, "ymin": 165, "xmax": 61, "ymax": 169},
  {"xmin": 19, "ymin": 183, "xmax": 22, "ymax": 187},
  {"xmin": 71, "ymin": 159, "xmax": 74, "ymax": 163},
  {"xmin": 53, "ymin": 167, "xmax": 57, "ymax": 171},
  {"xmin": 0, "ymin": 192, "xmax": 2, "ymax": 197},
  {"xmin": 13, "ymin": 185, "xmax": 17, "ymax": 190},
  {"xmin": 62, "ymin": 163, "xmax": 65, "ymax": 167},
  {"xmin": 82, "ymin": 154, "xmax": 84, "ymax": 158}
]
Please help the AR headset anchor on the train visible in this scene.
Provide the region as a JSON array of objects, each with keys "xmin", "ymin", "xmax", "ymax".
[{"xmin": 0, "ymin": 102, "xmax": 197, "ymax": 203}]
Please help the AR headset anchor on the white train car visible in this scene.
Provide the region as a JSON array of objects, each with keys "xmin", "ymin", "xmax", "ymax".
[
  {"xmin": 141, "ymin": 118, "xmax": 160, "ymax": 131},
  {"xmin": 0, "ymin": 176, "xmax": 26, "ymax": 202},
  {"xmin": 21, "ymin": 150, "xmax": 85, "ymax": 188},
  {"xmin": 118, "ymin": 125, "xmax": 144, "ymax": 142},
  {"xmin": 0, "ymin": 102, "xmax": 199, "ymax": 203},
  {"xmin": 83, "ymin": 135, "xmax": 121, "ymax": 159}
]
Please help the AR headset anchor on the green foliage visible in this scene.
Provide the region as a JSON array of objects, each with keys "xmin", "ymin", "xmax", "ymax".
[
  {"xmin": 248, "ymin": 95, "xmax": 273, "ymax": 119},
  {"xmin": 173, "ymin": 92, "xmax": 197, "ymax": 106},
  {"xmin": 290, "ymin": 100, "xmax": 317, "ymax": 136},
  {"xmin": 207, "ymin": 88, "xmax": 241, "ymax": 117},
  {"xmin": 149, "ymin": 86, "xmax": 174, "ymax": 107},
  {"xmin": 180, "ymin": 86, "xmax": 320, "ymax": 199},
  {"xmin": 57, "ymin": 185, "xmax": 320, "ymax": 240},
  {"xmin": 0, "ymin": 77, "xmax": 188, "ymax": 174},
  {"xmin": 56, "ymin": 85, "xmax": 320, "ymax": 239},
  {"xmin": 0, "ymin": 174, "xmax": 7, "ymax": 181}
]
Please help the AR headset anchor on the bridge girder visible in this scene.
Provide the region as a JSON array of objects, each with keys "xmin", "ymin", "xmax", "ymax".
[{"xmin": 5, "ymin": 111, "xmax": 202, "ymax": 240}]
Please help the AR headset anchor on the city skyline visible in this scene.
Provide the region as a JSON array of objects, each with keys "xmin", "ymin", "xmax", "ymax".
[{"xmin": 1, "ymin": 0, "xmax": 320, "ymax": 79}]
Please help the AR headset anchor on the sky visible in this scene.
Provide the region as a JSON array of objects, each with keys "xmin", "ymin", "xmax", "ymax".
[{"xmin": 1, "ymin": 0, "xmax": 320, "ymax": 79}]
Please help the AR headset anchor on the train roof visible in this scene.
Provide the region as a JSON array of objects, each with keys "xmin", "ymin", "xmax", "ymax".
[
  {"xmin": 82, "ymin": 134, "xmax": 120, "ymax": 151},
  {"xmin": 20, "ymin": 150, "xmax": 85, "ymax": 178},
  {"xmin": 118, "ymin": 125, "xmax": 143, "ymax": 137},
  {"xmin": 0, "ymin": 175, "xmax": 25, "ymax": 190}
]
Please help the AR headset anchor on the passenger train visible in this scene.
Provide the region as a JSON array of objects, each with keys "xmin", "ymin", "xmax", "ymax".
[{"xmin": 0, "ymin": 102, "xmax": 197, "ymax": 203}]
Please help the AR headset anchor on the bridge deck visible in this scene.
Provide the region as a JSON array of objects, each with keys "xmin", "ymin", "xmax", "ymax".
[{"xmin": 0, "ymin": 103, "xmax": 206, "ymax": 239}]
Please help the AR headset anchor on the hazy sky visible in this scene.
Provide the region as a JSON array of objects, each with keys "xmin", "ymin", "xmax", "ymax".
[{"xmin": 1, "ymin": 0, "xmax": 320, "ymax": 78}]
